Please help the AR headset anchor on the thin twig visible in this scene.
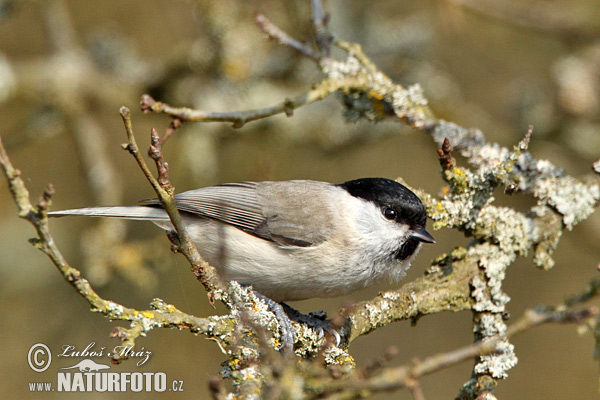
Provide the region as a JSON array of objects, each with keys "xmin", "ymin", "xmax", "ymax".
[
  {"xmin": 140, "ymin": 75, "xmax": 357, "ymax": 128},
  {"xmin": 407, "ymin": 379, "xmax": 425, "ymax": 400},
  {"xmin": 148, "ymin": 128, "xmax": 170, "ymax": 188},
  {"xmin": 311, "ymin": 0, "xmax": 332, "ymax": 56},
  {"xmin": 119, "ymin": 107, "xmax": 227, "ymax": 298},
  {"xmin": 565, "ymin": 278, "xmax": 600, "ymax": 307},
  {"xmin": 254, "ymin": 13, "xmax": 317, "ymax": 61},
  {"xmin": 159, "ymin": 118, "xmax": 181, "ymax": 146},
  {"xmin": 143, "ymin": 5, "xmax": 434, "ymax": 134},
  {"xmin": 360, "ymin": 346, "xmax": 400, "ymax": 378}
]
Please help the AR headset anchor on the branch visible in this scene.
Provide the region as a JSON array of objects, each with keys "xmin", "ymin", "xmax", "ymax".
[
  {"xmin": 139, "ymin": 73, "xmax": 354, "ymax": 128},
  {"xmin": 0, "ymin": 134, "xmax": 233, "ymax": 361},
  {"xmin": 310, "ymin": 0, "xmax": 332, "ymax": 57},
  {"xmin": 254, "ymin": 13, "xmax": 318, "ymax": 61},
  {"xmin": 313, "ymin": 301, "xmax": 599, "ymax": 398},
  {"xmin": 141, "ymin": 1, "xmax": 434, "ymax": 132},
  {"xmin": 344, "ymin": 248, "xmax": 474, "ymax": 343},
  {"xmin": 119, "ymin": 107, "xmax": 227, "ymax": 299}
]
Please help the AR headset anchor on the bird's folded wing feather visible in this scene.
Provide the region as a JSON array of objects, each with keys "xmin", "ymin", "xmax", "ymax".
[{"xmin": 141, "ymin": 181, "xmax": 335, "ymax": 247}]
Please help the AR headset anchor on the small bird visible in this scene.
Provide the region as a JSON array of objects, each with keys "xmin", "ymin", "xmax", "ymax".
[{"xmin": 50, "ymin": 178, "xmax": 434, "ymax": 350}]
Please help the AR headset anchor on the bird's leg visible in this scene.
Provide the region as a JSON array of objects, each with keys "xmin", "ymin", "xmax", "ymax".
[
  {"xmin": 253, "ymin": 291, "xmax": 297, "ymax": 355},
  {"xmin": 253, "ymin": 292, "xmax": 343, "ymax": 354}
]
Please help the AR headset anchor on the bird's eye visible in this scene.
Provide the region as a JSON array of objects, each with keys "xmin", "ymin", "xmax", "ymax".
[{"xmin": 383, "ymin": 207, "xmax": 397, "ymax": 220}]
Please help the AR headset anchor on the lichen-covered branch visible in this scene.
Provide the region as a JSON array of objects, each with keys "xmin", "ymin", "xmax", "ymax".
[
  {"xmin": 141, "ymin": 7, "xmax": 434, "ymax": 132},
  {"xmin": 139, "ymin": 74, "xmax": 363, "ymax": 129},
  {"xmin": 418, "ymin": 126, "xmax": 597, "ymax": 395},
  {"xmin": 306, "ymin": 299, "xmax": 599, "ymax": 399},
  {"xmin": 0, "ymin": 133, "xmax": 235, "ymax": 361},
  {"xmin": 345, "ymin": 247, "xmax": 474, "ymax": 343}
]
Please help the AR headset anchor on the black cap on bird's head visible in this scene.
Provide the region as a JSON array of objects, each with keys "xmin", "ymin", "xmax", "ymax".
[{"xmin": 338, "ymin": 178, "xmax": 435, "ymax": 248}]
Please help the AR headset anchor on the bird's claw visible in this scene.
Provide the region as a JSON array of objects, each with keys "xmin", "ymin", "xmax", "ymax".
[
  {"xmin": 253, "ymin": 291, "xmax": 297, "ymax": 355},
  {"xmin": 289, "ymin": 308, "xmax": 343, "ymax": 347},
  {"xmin": 253, "ymin": 292, "xmax": 344, "ymax": 354}
]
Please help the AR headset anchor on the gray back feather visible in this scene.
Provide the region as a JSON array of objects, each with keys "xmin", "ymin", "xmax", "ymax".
[
  {"xmin": 50, "ymin": 181, "xmax": 337, "ymax": 248},
  {"xmin": 143, "ymin": 181, "xmax": 336, "ymax": 247}
]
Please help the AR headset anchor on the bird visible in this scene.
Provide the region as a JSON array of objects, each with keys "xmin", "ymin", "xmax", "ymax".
[{"xmin": 49, "ymin": 177, "xmax": 434, "ymax": 352}]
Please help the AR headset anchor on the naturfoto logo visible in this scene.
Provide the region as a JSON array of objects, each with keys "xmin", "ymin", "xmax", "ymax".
[{"xmin": 27, "ymin": 342, "xmax": 184, "ymax": 393}]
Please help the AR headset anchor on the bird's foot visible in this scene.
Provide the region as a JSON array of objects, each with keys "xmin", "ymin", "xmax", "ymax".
[
  {"xmin": 282, "ymin": 304, "xmax": 342, "ymax": 347},
  {"xmin": 253, "ymin": 292, "xmax": 344, "ymax": 354},
  {"xmin": 253, "ymin": 292, "xmax": 297, "ymax": 355}
]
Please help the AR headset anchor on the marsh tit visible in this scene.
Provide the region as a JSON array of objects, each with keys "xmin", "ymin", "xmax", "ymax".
[{"xmin": 50, "ymin": 178, "xmax": 434, "ymax": 350}]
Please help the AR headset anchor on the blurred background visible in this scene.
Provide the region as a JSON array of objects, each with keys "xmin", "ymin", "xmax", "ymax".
[{"xmin": 1, "ymin": 0, "xmax": 600, "ymax": 398}]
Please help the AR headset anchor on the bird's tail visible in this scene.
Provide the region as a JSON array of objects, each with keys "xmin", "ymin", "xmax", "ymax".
[{"xmin": 48, "ymin": 206, "xmax": 170, "ymax": 221}]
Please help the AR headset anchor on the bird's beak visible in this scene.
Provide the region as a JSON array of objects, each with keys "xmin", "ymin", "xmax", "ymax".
[{"xmin": 411, "ymin": 227, "xmax": 435, "ymax": 244}]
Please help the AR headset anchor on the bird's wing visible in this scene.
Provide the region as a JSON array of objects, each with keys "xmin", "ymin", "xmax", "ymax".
[
  {"xmin": 141, "ymin": 181, "xmax": 335, "ymax": 247},
  {"xmin": 255, "ymin": 180, "xmax": 336, "ymax": 247}
]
